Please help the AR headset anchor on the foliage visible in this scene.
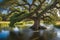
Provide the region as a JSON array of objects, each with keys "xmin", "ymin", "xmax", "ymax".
[
  {"xmin": 43, "ymin": 8, "xmax": 58, "ymax": 25},
  {"xmin": 57, "ymin": 0, "xmax": 60, "ymax": 4},
  {"xmin": 0, "ymin": 0, "xmax": 17, "ymax": 9},
  {"xmin": 8, "ymin": 0, "xmax": 60, "ymax": 27}
]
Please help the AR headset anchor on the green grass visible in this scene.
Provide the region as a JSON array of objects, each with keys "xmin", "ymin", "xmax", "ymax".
[{"xmin": 0, "ymin": 21, "xmax": 33, "ymax": 29}]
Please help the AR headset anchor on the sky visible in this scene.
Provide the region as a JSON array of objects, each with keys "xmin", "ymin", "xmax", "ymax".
[
  {"xmin": 27, "ymin": 0, "xmax": 33, "ymax": 5},
  {"xmin": 2, "ymin": 10, "xmax": 7, "ymax": 14}
]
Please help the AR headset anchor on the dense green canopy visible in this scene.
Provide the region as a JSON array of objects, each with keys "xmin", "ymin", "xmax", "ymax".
[
  {"xmin": 8, "ymin": 0, "xmax": 60, "ymax": 27},
  {"xmin": 0, "ymin": 0, "xmax": 59, "ymax": 30}
]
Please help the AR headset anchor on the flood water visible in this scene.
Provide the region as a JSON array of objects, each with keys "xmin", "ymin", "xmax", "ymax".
[
  {"xmin": 0, "ymin": 27, "xmax": 60, "ymax": 40},
  {"xmin": 0, "ymin": 30, "xmax": 10, "ymax": 40},
  {"xmin": 54, "ymin": 28, "xmax": 60, "ymax": 40}
]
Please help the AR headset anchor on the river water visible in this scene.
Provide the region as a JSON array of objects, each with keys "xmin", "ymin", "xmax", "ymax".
[
  {"xmin": 0, "ymin": 26, "xmax": 60, "ymax": 40},
  {"xmin": 53, "ymin": 28, "xmax": 60, "ymax": 40}
]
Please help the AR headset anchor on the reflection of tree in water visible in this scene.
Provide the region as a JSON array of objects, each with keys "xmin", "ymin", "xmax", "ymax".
[
  {"xmin": 7, "ymin": 28, "xmax": 56, "ymax": 40},
  {"xmin": 29, "ymin": 30, "xmax": 48, "ymax": 40},
  {"xmin": 29, "ymin": 32, "xmax": 40, "ymax": 40},
  {"xmin": 8, "ymin": 31, "xmax": 24, "ymax": 40}
]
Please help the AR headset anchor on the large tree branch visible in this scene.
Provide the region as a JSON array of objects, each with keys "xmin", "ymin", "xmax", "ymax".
[
  {"xmin": 7, "ymin": 10, "xmax": 20, "ymax": 16},
  {"xmin": 19, "ymin": 0, "xmax": 45, "ymax": 18},
  {"xmin": 17, "ymin": 4, "xmax": 27, "ymax": 6},
  {"xmin": 9, "ymin": 0, "xmax": 46, "ymax": 26},
  {"xmin": 35, "ymin": 0, "xmax": 45, "ymax": 16},
  {"xmin": 38, "ymin": 0, "xmax": 58, "ymax": 17},
  {"xmin": 29, "ymin": 0, "xmax": 36, "ymax": 12},
  {"xmin": 43, "ymin": 16, "xmax": 53, "ymax": 20}
]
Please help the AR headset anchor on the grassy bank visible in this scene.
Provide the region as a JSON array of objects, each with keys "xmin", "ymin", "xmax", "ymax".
[
  {"xmin": 0, "ymin": 21, "xmax": 60, "ymax": 29},
  {"xmin": 0, "ymin": 21, "xmax": 34, "ymax": 29}
]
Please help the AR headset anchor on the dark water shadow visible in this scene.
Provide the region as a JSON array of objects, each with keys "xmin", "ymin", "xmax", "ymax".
[
  {"xmin": 0, "ymin": 26, "xmax": 57, "ymax": 40},
  {"xmin": 8, "ymin": 28, "xmax": 56, "ymax": 40}
]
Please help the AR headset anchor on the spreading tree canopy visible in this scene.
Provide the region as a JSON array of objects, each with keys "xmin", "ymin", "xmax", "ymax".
[{"xmin": 7, "ymin": 0, "xmax": 60, "ymax": 30}]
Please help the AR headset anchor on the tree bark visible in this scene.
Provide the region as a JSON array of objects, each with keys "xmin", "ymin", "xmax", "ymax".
[
  {"xmin": 30, "ymin": 17, "xmax": 40, "ymax": 30},
  {"xmin": 30, "ymin": 17, "xmax": 46, "ymax": 30}
]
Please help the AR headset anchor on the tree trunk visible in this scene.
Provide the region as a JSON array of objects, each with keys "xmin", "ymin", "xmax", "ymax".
[
  {"xmin": 30, "ymin": 17, "xmax": 40, "ymax": 30},
  {"xmin": 30, "ymin": 17, "xmax": 46, "ymax": 30}
]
